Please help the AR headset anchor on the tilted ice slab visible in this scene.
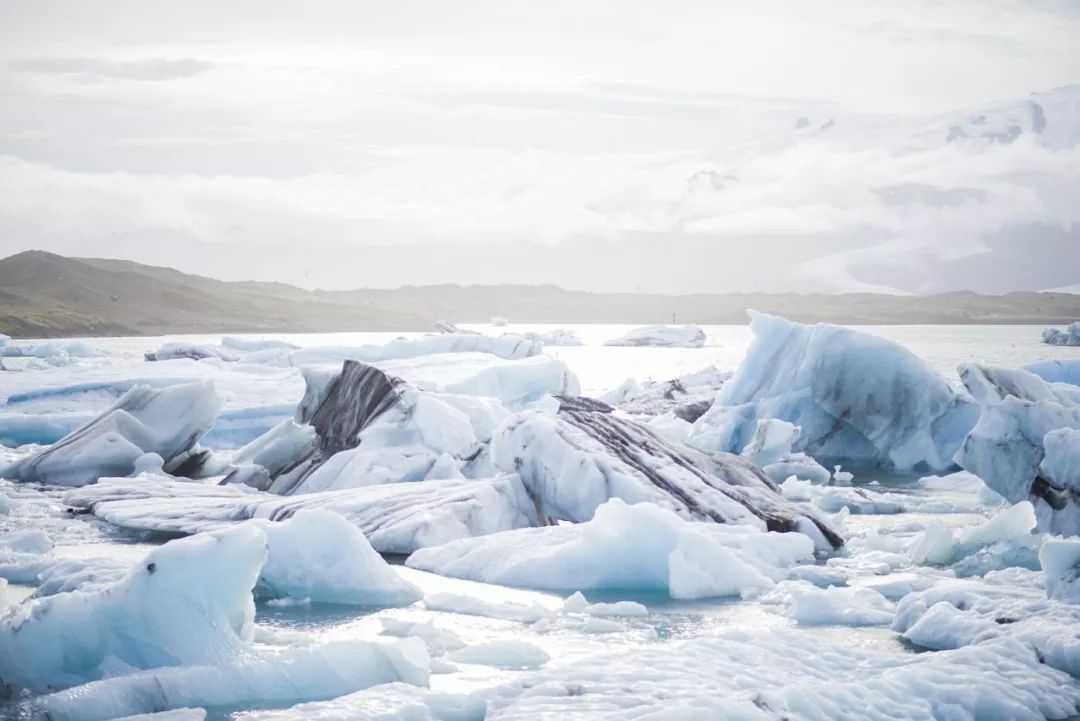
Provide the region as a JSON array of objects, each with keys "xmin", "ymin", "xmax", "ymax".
[
  {"xmin": 407, "ymin": 498, "xmax": 815, "ymax": 599},
  {"xmin": 64, "ymin": 472, "xmax": 538, "ymax": 554},
  {"xmin": 601, "ymin": 364, "xmax": 729, "ymax": 419},
  {"xmin": 0, "ymin": 380, "xmax": 222, "ymax": 486},
  {"xmin": 244, "ymin": 332, "xmax": 543, "ymax": 367},
  {"xmin": 955, "ymin": 363, "xmax": 1080, "ymax": 534},
  {"xmin": 485, "ymin": 626, "xmax": 1080, "ymax": 721},
  {"xmin": 1042, "ymin": 322, "xmax": 1080, "ymax": 346},
  {"xmin": 490, "ymin": 398, "xmax": 843, "ymax": 549},
  {"xmin": 690, "ymin": 312, "xmax": 978, "ymax": 471},
  {"xmin": 603, "ymin": 324, "xmax": 706, "ymax": 348}
]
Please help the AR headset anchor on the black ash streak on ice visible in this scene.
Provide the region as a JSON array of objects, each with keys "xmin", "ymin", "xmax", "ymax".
[{"xmin": 550, "ymin": 395, "xmax": 844, "ymax": 549}]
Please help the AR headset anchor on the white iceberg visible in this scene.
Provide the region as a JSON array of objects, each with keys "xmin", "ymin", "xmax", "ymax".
[
  {"xmin": 766, "ymin": 580, "xmax": 896, "ymax": 626},
  {"xmin": 491, "ymin": 398, "xmax": 843, "ymax": 549},
  {"xmin": 245, "ymin": 332, "xmax": 542, "ymax": 367},
  {"xmin": 909, "ymin": 501, "xmax": 1038, "ymax": 567},
  {"xmin": 0, "ymin": 522, "xmax": 429, "ymax": 712},
  {"xmin": 253, "ymin": 509, "xmax": 421, "ymax": 606},
  {"xmin": 448, "ymin": 640, "xmax": 549, "ymax": 669},
  {"xmin": 229, "ymin": 360, "xmax": 515, "ymax": 495},
  {"xmin": 0, "ymin": 524, "xmax": 265, "ymax": 691},
  {"xmin": 955, "ymin": 363, "xmax": 1080, "ymax": 534},
  {"xmin": 739, "ymin": 418, "xmax": 832, "ymax": 484},
  {"xmin": 515, "ymin": 328, "xmax": 583, "ymax": 346},
  {"xmin": 1, "ymin": 381, "xmax": 223, "ymax": 486},
  {"xmin": 1040, "ymin": 536, "xmax": 1080, "ymax": 603},
  {"xmin": 407, "ymin": 498, "xmax": 815, "ymax": 599},
  {"xmin": 603, "ymin": 324, "xmax": 706, "ymax": 348},
  {"xmin": 145, "ymin": 343, "xmax": 242, "ymax": 362},
  {"xmin": 1041, "ymin": 322, "xmax": 1080, "ymax": 346},
  {"xmin": 690, "ymin": 312, "xmax": 978, "ymax": 471},
  {"xmin": 1025, "ymin": 359, "xmax": 1080, "ymax": 386},
  {"xmin": 600, "ymin": 364, "xmax": 729, "ymax": 419}
]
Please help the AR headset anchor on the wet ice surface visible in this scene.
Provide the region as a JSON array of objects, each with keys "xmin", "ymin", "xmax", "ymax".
[{"xmin": 1, "ymin": 324, "xmax": 1079, "ymax": 720}]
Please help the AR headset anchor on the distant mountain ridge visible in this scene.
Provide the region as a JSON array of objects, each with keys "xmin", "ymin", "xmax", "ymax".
[{"xmin": 1, "ymin": 251, "xmax": 1078, "ymax": 338}]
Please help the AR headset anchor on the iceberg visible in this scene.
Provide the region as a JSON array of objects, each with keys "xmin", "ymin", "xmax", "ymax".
[
  {"xmin": 407, "ymin": 498, "xmax": 815, "ymax": 599},
  {"xmin": 1, "ymin": 381, "xmax": 223, "ymax": 486},
  {"xmin": 448, "ymin": 640, "xmax": 549, "ymax": 669},
  {"xmin": 1040, "ymin": 537, "xmax": 1080, "ymax": 602},
  {"xmin": 603, "ymin": 324, "xmax": 706, "ymax": 348},
  {"xmin": 491, "ymin": 397, "xmax": 843, "ymax": 549},
  {"xmin": 263, "ymin": 360, "xmax": 511, "ymax": 494},
  {"xmin": 378, "ymin": 353, "xmax": 580, "ymax": 405},
  {"xmin": 689, "ymin": 312, "xmax": 978, "ymax": 471},
  {"xmin": 0, "ymin": 522, "xmax": 429, "ymax": 711},
  {"xmin": 515, "ymin": 328, "xmax": 584, "ymax": 346},
  {"xmin": 252, "ymin": 509, "xmax": 421, "ymax": 606},
  {"xmin": 1042, "ymin": 322, "xmax": 1080, "ymax": 346},
  {"xmin": 245, "ymin": 333, "xmax": 542, "ymax": 367},
  {"xmin": 600, "ymin": 365, "xmax": 729, "ymax": 419},
  {"xmin": 64, "ymin": 473, "xmax": 538, "ymax": 554},
  {"xmin": 955, "ymin": 363, "xmax": 1080, "ymax": 534},
  {"xmin": 1025, "ymin": 359, "xmax": 1080, "ymax": 387},
  {"xmin": 909, "ymin": 501, "xmax": 1038, "ymax": 566},
  {"xmin": 765, "ymin": 580, "xmax": 896, "ymax": 625},
  {"xmin": 145, "ymin": 342, "xmax": 242, "ymax": 362},
  {"xmin": 738, "ymin": 418, "xmax": 832, "ymax": 484},
  {"xmin": 0, "ymin": 524, "xmax": 265, "ymax": 691}
]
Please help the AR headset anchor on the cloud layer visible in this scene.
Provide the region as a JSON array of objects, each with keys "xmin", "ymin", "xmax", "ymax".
[{"xmin": 0, "ymin": 0, "xmax": 1078, "ymax": 293}]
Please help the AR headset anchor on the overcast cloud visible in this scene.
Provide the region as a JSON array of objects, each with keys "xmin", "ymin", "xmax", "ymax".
[{"xmin": 1, "ymin": 0, "xmax": 1078, "ymax": 293}]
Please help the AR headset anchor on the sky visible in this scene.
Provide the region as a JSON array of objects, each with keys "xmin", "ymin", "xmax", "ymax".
[{"xmin": 1, "ymin": 0, "xmax": 1078, "ymax": 294}]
